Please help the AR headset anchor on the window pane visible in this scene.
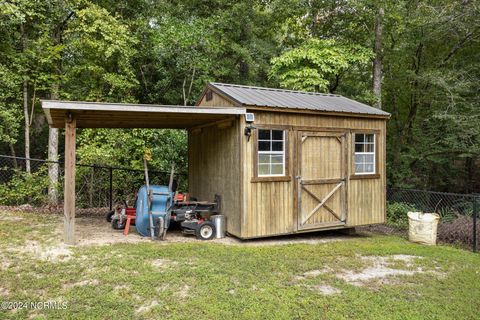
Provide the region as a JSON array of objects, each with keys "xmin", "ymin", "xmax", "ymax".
[
  {"xmin": 355, "ymin": 164, "xmax": 364, "ymax": 173},
  {"xmin": 258, "ymin": 154, "xmax": 270, "ymax": 164},
  {"xmin": 271, "ymin": 164, "xmax": 284, "ymax": 175},
  {"xmin": 355, "ymin": 134, "xmax": 364, "ymax": 143},
  {"xmin": 355, "ymin": 154, "xmax": 365, "ymax": 164},
  {"xmin": 258, "ymin": 141, "xmax": 270, "ymax": 151},
  {"xmin": 354, "ymin": 133, "xmax": 375, "ymax": 174},
  {"xmin": 259, "ymin": 129, "xmax": 270, "ymax": 140},
  {"xmin": 271, "ymin": 155, "xmax": 283, "ymax": 164},
  {"xmin": 365, "ymin": 163, "xmax": 374, "ymax": 173},
  {"xmin": 257, "ymin": 129, "xmax": 286, "ymax": 177},
  {"xmin": 272, "ymin": 130, "xmax": 283, "ymax": 140},
  {"xmin": 272, "ymin": 141, "xmax": 283, "ymax": 151},
  {"xmin": 355, "ymin": 143, "xmax": 364, "ymax": 152},
  {"xmin": 258, "ymin": 164, "xmax": 270, "ymax": 175}
]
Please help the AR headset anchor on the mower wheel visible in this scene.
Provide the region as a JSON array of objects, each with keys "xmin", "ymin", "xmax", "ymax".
[
  {"xmin": 111, "ymin": 218, "xmax": 125, "ymax": 230},
  {"xmin": 196, "ymin": 221, "xmax": 216, "ymax": 240},
  {"xmin": 105, "ymin": 210, "xmax": 115, "ymax": 222}
]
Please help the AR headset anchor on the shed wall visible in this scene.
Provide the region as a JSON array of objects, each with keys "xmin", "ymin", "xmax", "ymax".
[
  {"xmin": 241, "ymin": 111, "xmax": 387, "ymax": 238},
  {"xmin": 197, "ymin": 90, "xmax": 238, "ymax": 107},
  {"xmin": 188, "ymin": 119, "xmax": 242, "ymax": 237}
]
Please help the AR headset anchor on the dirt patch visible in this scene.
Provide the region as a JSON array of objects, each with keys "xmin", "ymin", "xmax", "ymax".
[
  {"xmin": 0, "ymin": 287, "xmax": 9, "ymax": 297},
  {"xmin": 0, "ymin": 215, "xmax": 23, "ymax": 222},
  {"xmin": 336, "ymin": 255, "xmax": 425, "ymax": 286},
  {"xmin": 136, "ymin": 300, "xmax": 159, "ymax": 314},
  {"xmin": 221, "ymin": 232, "xmax": 351, "ymax": 247},
  {"xmin": 62, "ymin": 279, "xmax": 99, "ymax": 290},
  {"xmin": 156, "ymin": 284, "xmax": 169, "ymax": 293},
  {"xmin": 293, "ymin": 255, "xmax": 439, "ymax": 289},
  {"xmin": 63, "ymin": 216, "xmax": 355, "ymax": 247},
  {"xmin": 39, "ymin": 245, "xmax": 72, "ymax": 261},
  {"xmin": 0, "ymin": 260, "xmax": 12, "ymax": 270},
  {"xmin": 293, "ymin": 267, "xmax": 332, "ymax": 282},
  {"xmin": 151, "ymin": 258, "xmax": 178, "ymax": 269},
  {"xmin": 66, "ymin": 217, "xmax": 151, "ymax": 246},
  {"xmin": 113, "ymin": 284, "xmax": 130, "ymax": 291},
  {"xmin": 308, "ymin": 284, "xmax": 341, "ymax": 295},
  {"xmin": 175, "ymin": 285, "xmax": 190, "ymax": 299},
  {"xmin": 9, "ymin": 240, "xmax": 72, "ymax": 262},
  {"xmin": 357, "ymin": 224, "xmax": 407, "ymax": 237}
]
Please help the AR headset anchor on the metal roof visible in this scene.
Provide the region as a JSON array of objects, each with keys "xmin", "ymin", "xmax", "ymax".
[{"xmin": 209, "ymin": 82, "xmax": 390, "ymax": 118}]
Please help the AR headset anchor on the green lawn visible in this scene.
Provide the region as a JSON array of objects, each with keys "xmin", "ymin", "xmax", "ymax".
[{"xmin": 0, "ymin": 210, "xmax": 479, "ymax": 320}]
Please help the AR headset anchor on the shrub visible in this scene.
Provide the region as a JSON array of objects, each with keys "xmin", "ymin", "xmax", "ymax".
[
  {"xmin": 386, "ymin": 202, "xmax": 420, "ymax": 229},
  {"xmin": 0, "ymin": 166, "xmax": 49, "ymax": 206}
]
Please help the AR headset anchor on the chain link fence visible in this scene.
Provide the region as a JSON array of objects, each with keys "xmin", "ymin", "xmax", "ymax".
[
  {"xmin": 0, "ymin": 155, "xmax": 186, "ymax": 216},
  {"xmin": 0, "ymin": 155, "xmax": 478, "ymax": 251},
  {"xmin": 379, "ymin": 188, "xmax": 479, "ymax": 252}
]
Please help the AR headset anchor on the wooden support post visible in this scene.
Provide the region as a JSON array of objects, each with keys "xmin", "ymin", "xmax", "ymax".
[{"xmin": 64, "ymin": 114, "xmax": 76, "ymax": 245}]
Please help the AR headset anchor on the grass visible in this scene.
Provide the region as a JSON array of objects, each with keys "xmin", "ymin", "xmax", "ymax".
[{"xmin": 0, "ymin": 210, "xmax": 479, "ymax": 319}]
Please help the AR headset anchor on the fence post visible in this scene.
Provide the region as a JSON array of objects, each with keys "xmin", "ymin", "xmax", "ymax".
[
  {"xmin": 109, "ymin": 167, "xmax": 113, "ymax": 211},
  {"xmin": 473, "ymin": 196, "xmax": 478, "ymax": 253}
]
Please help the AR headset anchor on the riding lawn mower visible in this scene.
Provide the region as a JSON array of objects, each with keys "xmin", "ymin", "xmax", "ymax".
[{"xmin": 106, "ymin": 155, "xmax": 220, "ymax": 241}]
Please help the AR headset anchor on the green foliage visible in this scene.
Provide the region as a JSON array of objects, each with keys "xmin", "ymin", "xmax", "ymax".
[
  {"xmin": 0, "ymin": 65, "xmax": 21, "ymax": 144},
  {"xmin": 76, "ymin": 128, "xmax": 187, "ymax": 174},
  {"xmin": 148, "ymin": 16, "xmax": 221, "ymax": 105},
  {"xmin": 386, "ymin": 202, "xmax": 419, "ymax": 228},
  {"xmin": 0, "ymin": 0, "xmax": 479, "ymax": 195},
  {"xmin": 0, "ymin": 166, "xmax": 49, "ymax": 205},
  {"xmin": 62, "ymin": 3, "xmax": 138, "ymax": 102},
  {"xmin": 269, "ymin": 39, "xmax": 372, "ymax": 93}
]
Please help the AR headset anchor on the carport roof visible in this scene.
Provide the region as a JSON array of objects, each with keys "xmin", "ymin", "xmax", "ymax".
[{"xmin": 42, "ymin": 100, "xmax": 246, "ymax": 129}]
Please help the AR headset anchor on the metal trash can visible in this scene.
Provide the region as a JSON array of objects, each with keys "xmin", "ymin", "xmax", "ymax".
[
  {"xmin": 407, "ymin": 212, "xmax": 440, "ymax": 245},
  {"xmin": 211, "ymin": 215, "xmax": 226, "ymax": 239}
]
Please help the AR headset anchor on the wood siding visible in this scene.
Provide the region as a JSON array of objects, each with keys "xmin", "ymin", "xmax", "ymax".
[
  {"xmin": 241, "ymin": 110, "xmax": 387, "ymax": 238},
  {"xmin": 197, "ymin": 90, "xmax": 238, "ymax": 108},
  {"xmin": 188, "ymin": 119, "xmax": 242, "ymax": 237}
]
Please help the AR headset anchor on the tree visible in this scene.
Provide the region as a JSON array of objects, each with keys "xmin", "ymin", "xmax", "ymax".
[
  {"xmin": 269, "ymin": 39, "xmax": 372, "ymax": 93},
  {"xmin": 372, "ymin": 7, "xmax": 384, "ymax": 109},
  {"xmin": 61, "ymin": 3, "xmax": 138, "ymax": 102}
]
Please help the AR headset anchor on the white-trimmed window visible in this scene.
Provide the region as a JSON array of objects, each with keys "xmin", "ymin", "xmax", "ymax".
[
  {"xmin": 354, "ymin": 133, "xmax": 376, "ymax": 174},
  {"xmin": 258, "ymin": 129, "xmax": 285, "ymax": 176}
]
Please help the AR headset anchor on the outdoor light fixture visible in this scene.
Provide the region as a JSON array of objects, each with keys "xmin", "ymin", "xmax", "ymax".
[
  {"xmin": 245, "ymin": 113, "xmax": 255, "ymax": 123},
  {"xmin": 244, "ymin": 113, "xmax": 255, "ymax": 141}
]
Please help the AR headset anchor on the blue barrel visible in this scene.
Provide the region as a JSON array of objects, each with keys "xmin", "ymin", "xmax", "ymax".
[{"xmin": 135, "ymin": 185, "xmax": 172, "ymax": 237}]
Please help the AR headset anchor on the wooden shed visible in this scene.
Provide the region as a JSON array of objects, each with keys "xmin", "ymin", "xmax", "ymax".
[
  {"xmin": 43, "ymin": 82, "xmax": 390, "ymax": 244},
  {"xmin": 191, "ymin": 83, "xmax": 390, "ymax": 239}
]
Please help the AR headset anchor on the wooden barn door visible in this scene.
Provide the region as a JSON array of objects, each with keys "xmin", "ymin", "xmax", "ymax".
[{"xmin": 296, "ymin": 131, "xmax": 347, "ymax": 230}]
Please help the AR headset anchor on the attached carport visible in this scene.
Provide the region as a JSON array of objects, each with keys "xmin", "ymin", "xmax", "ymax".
[{"xmin": 42, "ymin": 100, "xmax": 246, "ymax": 244}]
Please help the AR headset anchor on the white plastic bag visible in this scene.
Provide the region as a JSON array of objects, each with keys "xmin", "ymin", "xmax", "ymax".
[{"xmin": 407, "ymin": 212, "xmax": 440, "ymax": 245}]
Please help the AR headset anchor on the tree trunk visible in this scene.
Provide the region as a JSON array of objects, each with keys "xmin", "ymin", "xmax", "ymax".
[
  {"xmin": 23, "ymin": 79, "xmax": 30, "ymax": 173},
  {"xmin": 48, "ymin": 84, "xmax": 60, "ymax": 205},
  {"xmin": 372, "ymin": 7, "xmax": 384, "ymax": 109},
  {"xmin": 48, "ymin": 128, "xmax": 59, "ymax": 204},
  {"xmin": 21, "ymin": 23, "xmax": 30, "ymax": 173},
  {"xmin": 9, "ymin": 143, "xmax": 17, "ymax": 169}
]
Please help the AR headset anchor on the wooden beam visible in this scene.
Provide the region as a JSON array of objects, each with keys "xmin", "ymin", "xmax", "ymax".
[
  {"xmin": 301, "ymin": 185, "xmax": 342, "ymax": 221},
  {"xmin": 64, "ymin": 115, "xmax": 76, "ymax": 245},
  {"xmin": 301, "ymin": 182, "xmax": 343, "ymax": 225}
]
